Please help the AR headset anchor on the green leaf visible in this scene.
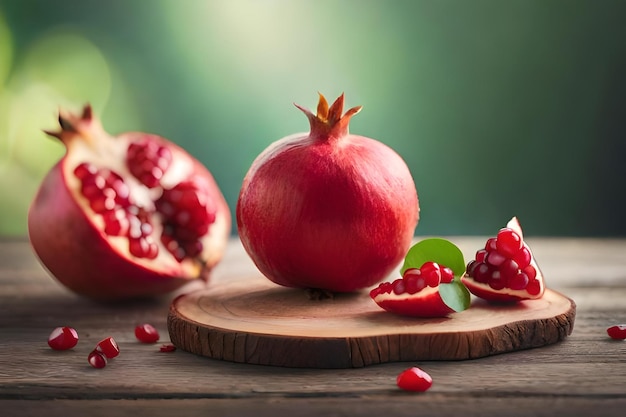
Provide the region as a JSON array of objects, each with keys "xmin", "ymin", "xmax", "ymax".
[
  {"xmin": 439, "ymin": 281, "xmax": 471, "ymax": 312},
  {"xmin": 401, "ymin": 238, "xmax": 466, "ymax": 277}
]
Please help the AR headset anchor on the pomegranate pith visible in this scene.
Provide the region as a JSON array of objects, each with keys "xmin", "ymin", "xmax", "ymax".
[
  {"xmin": 28, "ymin": 105, "xmax": 231, "ymax": 301},
  {"xmin": 237, "ymin": 93, "xmax": 419, "ymax": 292}
]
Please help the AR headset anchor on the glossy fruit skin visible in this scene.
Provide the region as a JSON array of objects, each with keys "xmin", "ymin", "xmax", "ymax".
[
  {"xmin": 396, "ymin": 367, "xmax": 433, "ymax": 392},
  {"xmin": 237, "ymin": 94, "xmax": 419, "ymax": 292},
  {"xmin": 28, "ymin": 105, "xmax": 231, "ymax": 301},
  {"xmin": 135, "ymin": 324, "xmax": 160, "ymax": 343},
  {"xmin": 47, "ymin": 326, "xmax": 79, "ymax": 350},
  {"xmin": 607, "ymin": 325, "xmax": 626, "ymax": 340}
]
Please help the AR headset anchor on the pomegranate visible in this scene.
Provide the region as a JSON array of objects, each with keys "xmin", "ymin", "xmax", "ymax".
[
  {"xmin": 462, "ymin": 217, "xmax": 545, "ymax": 303},
  {"xmin": 135, "ymin": 323, "xmax": 160, "ymax": 343},
  {"xmin": 236, "ymin": 93, "xmax": 419, "ymax": 292},
  {"xmin": 47, "ymin": 326, "xmax": 79, "ymax": 350},
  {"xmin": 88, "ymin": 350, "xmax": 108, "ymax": 369},
  {"xmin": 95, "ymin": 337, "xmax": 120, "ymax": 359},
  {"xmin": 396, "ymin": 367, "xmax": 433, "ymax": 392},
  {"xmin": 370, "ymin": 262, "xmax": 458, "ymax": 317},
  {"xmin": 28, "ymin": 105, "xmax": 231, "ymax": 301},
  {"xmin": 607, "ymin": 325, "xmax": 626, "ymax": 340}
]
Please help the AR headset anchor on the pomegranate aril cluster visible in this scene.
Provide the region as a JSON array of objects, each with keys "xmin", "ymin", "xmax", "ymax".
[
  {"xmin": 466, "ymin": 227, "xmax": 540, "ymax": 295},
  {"xmin": 127, "ymin": 138, "xmax": 172, "ymax": 188},
  {"xmin": 74, "ymin": 162, "xmax": 158, "ymax": 259},
  {"xmin": 156, "ymin": 179, "xmax": 216, "ymax": 261},
  {"xmin": 73, "ymin": 136, "xmax": 216, "ymax": 263},
  {"xmin": 370, "ymin": 261, "xmax": 454, "ymax": 298}
]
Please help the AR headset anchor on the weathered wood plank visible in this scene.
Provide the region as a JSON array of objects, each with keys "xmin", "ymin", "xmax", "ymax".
[
  {"xmin": 1, "ymin": 237, "xmax": 625, "ymax": 417},
  {"xmin": 2, "ymin": 396, "xmax": 626, "ymax": 417}
]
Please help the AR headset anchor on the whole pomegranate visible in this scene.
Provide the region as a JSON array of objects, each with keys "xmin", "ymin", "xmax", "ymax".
[
  {"xmin": 236, "ymin": 93, "xmax": 419, "ymax": 292},
  {"xmin": 28, "ymin": 105, "xmax": 231, "ymax": 301}
]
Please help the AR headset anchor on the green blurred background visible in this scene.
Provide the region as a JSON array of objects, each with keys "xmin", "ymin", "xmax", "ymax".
[{"xmin": 1, "ymin": 0, "xmax": 625, "ymax": 237}]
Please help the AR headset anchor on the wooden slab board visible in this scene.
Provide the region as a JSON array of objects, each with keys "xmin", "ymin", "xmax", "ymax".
[{"xmin": 167, "ymin": 276, "xmax": 576, "ymax": 368}]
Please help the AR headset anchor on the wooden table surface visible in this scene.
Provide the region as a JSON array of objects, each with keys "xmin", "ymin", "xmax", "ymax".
[{"xmin": 1, "ymin": 236, "xmax": 625, "ymax": 417}]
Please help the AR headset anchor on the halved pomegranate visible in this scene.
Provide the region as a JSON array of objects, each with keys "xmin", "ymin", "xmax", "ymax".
[
  {"xmin": 28, "ymin": 105, "xmax": 231, "ymax": 301},
  {"xmin": 461, "ymin": 217, "xmax": 545, "ymax": 303},
  {"xmin": 370, "ymin": 262, "xmax": 458, "ymax": 317}
]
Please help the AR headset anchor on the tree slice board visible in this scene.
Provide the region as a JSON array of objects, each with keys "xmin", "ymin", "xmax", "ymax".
[{"xmin": 167, "ymin": 277, "xmax": 576, "ymax": 369}]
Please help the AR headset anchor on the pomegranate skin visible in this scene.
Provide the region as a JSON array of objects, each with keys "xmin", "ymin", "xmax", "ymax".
[
  {"xmin": 237, "ymin": 94, "xmax": 419, "ymax": 292},
  {"xmin": 27, "ymin": 106, "xmax": 231, "ymax": 302},
  {"xmin": 29, "ymin": 160, "xmax": 189, "ymax": 301}
]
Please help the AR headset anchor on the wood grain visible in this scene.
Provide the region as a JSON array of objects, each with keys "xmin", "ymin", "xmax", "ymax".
[
  {"xmin": 167, "ymin": 276, "xmax": 575, "ymax": 368},
  {"xmin": 1, "ymin": 237, "xmax": 625, "ymax": 417}
]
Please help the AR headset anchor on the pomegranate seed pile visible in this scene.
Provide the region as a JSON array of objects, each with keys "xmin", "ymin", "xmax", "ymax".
[
  {"xmin": 73, "ymin": 138, "xmax": 216, "ymax": 261},
  {"xmin": 465, "ymin": 227, "xmax": 541, "ymax": 295}
]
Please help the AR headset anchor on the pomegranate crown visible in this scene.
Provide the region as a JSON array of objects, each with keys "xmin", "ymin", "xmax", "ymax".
[
  {"xmin": 44, "ymin": 104, "xmax": 104, "ymax": 146},
  {"xmin": 294, "ymin": 93, "xmax": 362, "ymax": 140}
]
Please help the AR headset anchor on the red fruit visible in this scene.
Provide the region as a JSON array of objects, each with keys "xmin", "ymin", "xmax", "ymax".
[
  {"xmin": 47, "ymin": 326, "xmax": 79, "ymax": 350},
  {"xmin": 461, "ymin": 217, "xmax": 545, "ymax": 303},
  {"xmin": 237, "ymin": 93, "xmax": 419, "ymax": 292},
  {"xmin": 135, "ymin": 323, "xmax": 160, "ymax": 343},
  {"xmin": 159, "ymin": 344, "xmax": 177, "ymax": 352},
  {"xmin": 95, "ymin": 337, "xmax": 120, "ymax": 359},
  {"xmin": 28, "ymin": 105, "xmax": 231, "ymax": 301},
  {"xmin": 396, "ymin": 367, "xmax": 433, "ymax": 392},
  {"xmin": 370, "ymin": 262, "xmax": 456, "ymax": 317},
  {"xmin": 88, "ymin": 350, "xmax": 107, "ymax": 369},
  {"xmin": 607, "ymin": 324, "xmax": 626, "ymax": 340}
]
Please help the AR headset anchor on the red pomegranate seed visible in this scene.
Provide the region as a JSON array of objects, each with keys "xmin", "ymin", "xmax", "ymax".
[
  {"xmin": 607, "ymin": 325, "xmax": 626, "ymax": 340},
  {"xmin": 396, "ymin": 367, "xmax": 433, "ymax": 392},
  {"xmin": 523, "ymin": 265, "xmax": 537, "ymax": 280},
  {"xmin": 420, "ymin": 262, "xmax": 441, "ymax": 287},
  {"xmin": 129, "ymin": 236, "xmax": 158, "ymax": 259},
  {"xmin": 159, "ymin": 344, "xmax": 177, "ymax": 352},
  {"xmin": 127, "ymin": 139, "xmax": 172, "ymax": 188},
  {"xmin": 475, "ymin": 249, "xmax": 487, "ymax": 263},
  {"xmin": 526, "ymin": 279, "xmax": 542, "ymax": 296},
  {"xmin": 95, "ymin": 337, "xmax": 120, "ymax": 359},
  {"xmin": 88, "ymin": 350, "xmax": 107, "ymax": 369},
  {"xmin": 135, "ymin": 323, "xmax": 160, "ymax": 343},
  {"xmin": 485, "ymin": 237, "xmax": 498, "ymax": 251},
  {"xmin": 403, "ymin": 268, "xmax": 426, "ymax": 294},
  {"xmin": 513, "ymin": 246, "xmax": 532, "ymax": 268},
  {"xmin": 485, "ymin": 251, "xmax": 506, "ymax": 267},
  {"xmin": 81, "ymin": 174, "xmax": 106, "ymax": 199},
  {"xmin": 473, "ymin": 262, "xmax": 491, "ymax": 283},
  {"xmin": 496, "ymin": 228, "xmax": 522, "ymax": 257},
  {"xmin": 488, "ymin": 271, "xmax": 506, "ymax": 290},
  {"xmin": 499, "ymin": 258, "xmax": 519, "ymax": 281},
  {"xmin": 509, "ymin": 272, "xmax": 529, "ymax": 290},
  {"xmin": 47, "ymin": 326, "xmax": 79, "ymax": 350},
  {"xmin": 102, "ymin": 209, "xmax": 130, "ymax": 236},
  {"xmin": 74, "ymin": 162, "xmax": 97, "ymax": 180},
  {"xmin": 440, "ymin": 266, "xmax": 454, "ymax": 284},
  {"xmin": 392, "ymin": 278, "xmax": 405, "ymax": 295}
]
